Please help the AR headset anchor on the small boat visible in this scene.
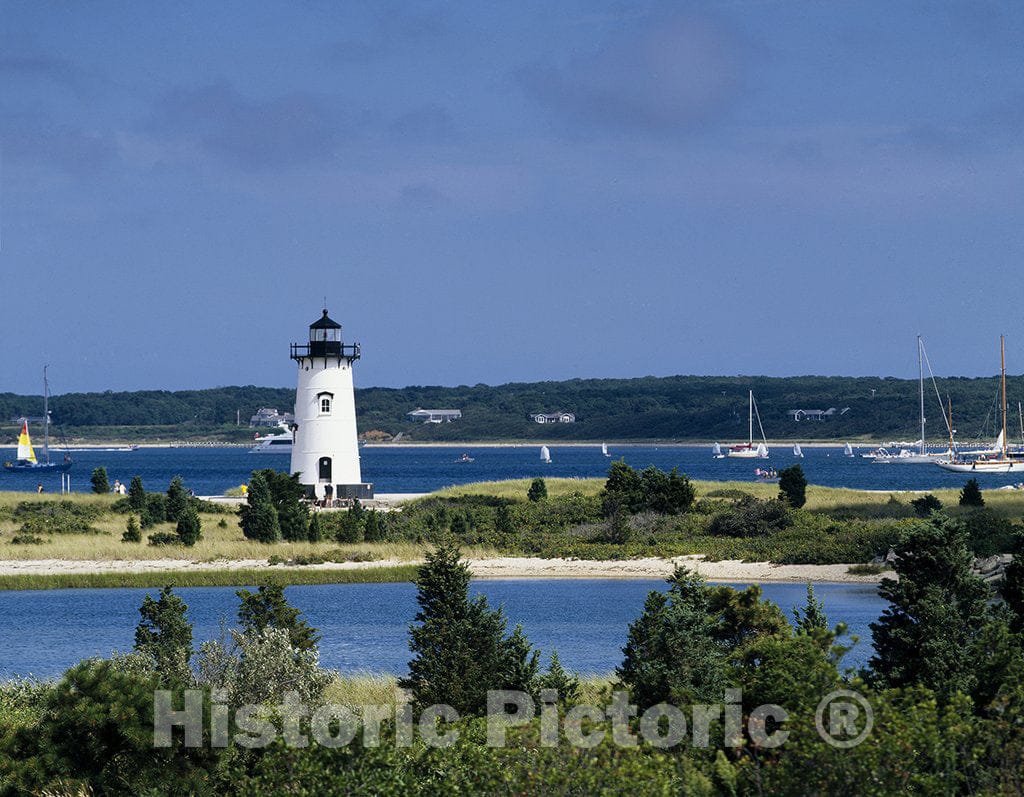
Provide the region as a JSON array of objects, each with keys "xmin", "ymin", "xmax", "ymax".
[
  {"xmin": 3, "ymin": 368, "xmax": 72, "ymax": 473},
  {"xmin": 540, "ymin": 445, "xmax": 551, "ymax": 463},
  {"xmin": 712, "ymin": 442, "xmax": 725, "ymax": 459},
  {"xmin": 728, "ymin": 391, "xmax": 769, "ymax": 458},
  {"xmin": 601, "ymin": 442, "xmax": 610, "ymax": 457},
  {"xmin": 456, "ymin": 452, "xmax": 475, "ymax": 463},
  {"xmin": 843, "ymin": 443, "xmax": 854, "ymax": 457},
  {"xmin": 793, "ymin": 444, "xmax": 803, "ymax": 458}
]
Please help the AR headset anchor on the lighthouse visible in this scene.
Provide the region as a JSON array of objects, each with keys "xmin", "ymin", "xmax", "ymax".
[{"xmin": 289, "ymin": 309, "xmax": 373, "ymax": 501}]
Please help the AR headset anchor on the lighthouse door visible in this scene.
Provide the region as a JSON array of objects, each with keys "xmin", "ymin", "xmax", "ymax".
[{"xmin": 318, "ymin": 457, "xmax": 332, "ymax": 482}]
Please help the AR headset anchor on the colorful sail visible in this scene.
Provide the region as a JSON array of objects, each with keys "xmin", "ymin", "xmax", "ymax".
[{"xmin": 16, "ymin": 421, "xmax": 37, "ymax": 464}]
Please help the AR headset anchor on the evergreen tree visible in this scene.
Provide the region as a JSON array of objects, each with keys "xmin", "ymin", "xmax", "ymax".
[
  {"xmin": 134, "ymin": 586, "xmax": 193, "ymax": 684},
  {"xmin": 449, "ymin": 512, "xmax": 468, "ymax": 537},
  {"xmin": 400, "ymin": 543, "xmax": 538, "ymax": 715},
  {"xmin": 869, "ymin": 514, "xmax": 992, "ymax": 701},
  {"xmin": 527, "ymin": 477, "xmax": 548, "ymax": 502},
  {"xmin": 277, "ymin": 499, "xmax": 310, "ymax": 542},
  {"xmin": 253, "ymin": 468, "xmax": 309, "ymax": 541},
  {"xmin": 127, "ymin": 475, "xmax": 146, "ymax": 512},
  {"xmin": 239, "ymin": 472, "xmax": 281, "ymax": 543},
  {"xmin": 960, "ymin": 478, "xmax": 985, "ymax": 507},
  {"xmin": 793, "ymin": 583, "xmax": 828, "ymax": 634},
  {"xmin": 336, "ymin": 509, "xmax": 364, "ymax": 543},
  {"xmin": 122, "ymin": 514, "xmax": 142, "ymax": 543},
  {"xmin": 90, "ymin": 467, "xmax": 110, "ymax": 494},
  {"xmin": 307, "ymin": 511, "xmax": 323, "ymax": 543},
  {"xmin": 536, "ymin": 650, "xmax": 581, "ymax": 704},
  {"xmin": 175, "ymin": 504, "xmax": 202, "ymax": 547},
  {"xmin": 363, "ymin": 509, "xmax": 384, "ymax": 542},
  {"xmin": 236, "ymin": 584, "xmax": 320, "ymax": 651},
  {"xmin": 495, "ymin": 503, "xmax": 515, "ymax": 536},
  {"xmin": 165, "ymin": 476, "xmax": 188, "ymax": 523},
  {"xmin": 1001, "ymin": 543, "xmax": 1024, "ymax": 635},
  {"xmin": 618, "ymin": 567, "xmax": 725, "ymax": 709},
  {"xmin": 911, "ymin": 493, "xmax": 943, "ymax": 516},
  {"xmin": 601, "ymin": 460, "xmax": 642, "ymax": 515},
  {"xmin": 778, "ymin": 464, "xmax": 808, "ymax": 508}
]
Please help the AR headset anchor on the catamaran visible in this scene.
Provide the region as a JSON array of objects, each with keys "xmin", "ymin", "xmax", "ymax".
[
  {"xmin": 3, "ymin": 368, "xmax": 73, "ymax": 473},
  {"xmin": 728, "ymin": 391, "xmax": 769, "ymax": 458},
  {"xmin": 540, "ymin": 445, "xmax": 551, "ymax": 463},
  {"xmin": 937, "ymin": 336, "xmax": 1024, "ymax": 473}
]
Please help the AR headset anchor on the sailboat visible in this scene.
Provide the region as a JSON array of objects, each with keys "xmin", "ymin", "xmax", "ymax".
[
  {"xmin": 874, "ymin": 336, "xmax": 951, "ymax": 464},
  {"xmin": 601, "ymin": 442, "xmax": 610, "ymax": 457},
  {"xmin": 728, "ymin": 391, "xmax": 769, "ymax": 458},
  {"xmin": 793, "ymin": 444, "xmax": 803, "ymax": 458},
  {"xmin": 540, "ymin": 445, "xmax": 551, "ymax": 463},
  {"xmin": 843, "ymin": 443, "xmax": 854, "ymax": 457},
  {"xmin": 3, "ymin": 368, "xmax": 73, "ymax": 473},
  {"xmin": 937, "ymin": 336, "xmax": 1024, "ymax": 473},
  {"xmin": 712, "ymin": 442, "xmax": 725, "ymax": 459}
]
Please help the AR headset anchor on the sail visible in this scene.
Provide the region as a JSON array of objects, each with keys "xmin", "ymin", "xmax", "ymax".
[
  {"xmin": 712, "ymin": 442, "xmax": 722, "ymax": 455},
  {"xmin": 540, "ymin": 445, "xmax": 551, "ymax": 462},
  {"xmin": 844, "ymin": 443, "xmax": 853, "ymax": 456},
  {"xmin": 601, "ymin": 442, "xmax": 609, "ymax": 456},
  {"xmin": 793, "ymin": 444, "xmax": 803, "ymax": 457},
  {"xmin": 756, "ymin": 442, "xmax": 768, "ymax": 457},
  {"xmin": 16, "ymin": 421, "xmax": 37, "ymax": 463},
  {"xmin": 994, "ymin": 430, "xmax": 1005, "ymax": 452}
]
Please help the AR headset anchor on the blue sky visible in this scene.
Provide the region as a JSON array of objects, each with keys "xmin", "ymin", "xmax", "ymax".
[{"xmin": 2, "ymin": 1, "xmax": 1023, "ymax": 394}]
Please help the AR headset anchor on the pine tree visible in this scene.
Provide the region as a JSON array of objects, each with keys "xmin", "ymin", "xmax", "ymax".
[
  {"xmin": 277, "ymin": 499, "xmax": 310, "ymax": 542},
  {"xmin": 869, "ymin": 514, "xmax": 991, "ymax": 701},
  {"xmin": 363, "ymin": 509, "xmax": 384, "ymax": 542},
  {"xmin": 793, "ymin": 582, "xmax": 828, "ymax": 633},
  {"xmin": 336, "ymin": 509, "xmax": 364, "ymax": 543},
  {"xmin": 618, "ymin": 567, "xmax": 725, "ymax": 709},
  {"xmin": 495, "ymin": 503, "xmax": 515, "ymax": 536},
  {"xmin": 237, "ymin": 584, "xmax": 320, "ymax": 651},
  {"xmin": 239, "ymin": 472, "xmax": 281, "ymax": 543},
  {"xmin": 134, "ymin": 586, "xmax": 193, "ymax": 684},
  {"xmin": 400, "ymin": 542, "xmax": 537, "ymax": 715},
  {"xmin": 165, "ymin": 476, "xmax": 188, "ymax": 523},
  {"xmin": 778, "ymin": 464, "xmax": 808, "ymax": 508},
  {"xmin": 527, "ymin": 477, "xmax": 548, "ymax": 502},
  {"xmin": 307, "ymin": 511, "xmax": 323, "ymax": 543},
  {"xmin": 90, "ymin": 467, "xmax": 110, "ymax": 494},
  {"xmin": 175, "ymin": 504, "xmax": 202, "ymax": 547},
  {"xmin": 127, "ymin": 475, "xmax": 146, "ymax": 512},
  {"xmin": 960, "ymin": 478, "xmax": 985, "ymax": 507},
  {"xmin": 122, "ymin": 514, "xmax": 142, "ymax": 543},
  {"xmin": 536, "ymin": 650, "xmax": 581, "ymax": 704}
]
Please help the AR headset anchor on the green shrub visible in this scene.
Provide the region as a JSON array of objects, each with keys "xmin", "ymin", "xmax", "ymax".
[
  {"xmin": 911, "ymin": 493, "xmax": 943, "ymax": 516},
  {"xmin": 175, "ymin": 504, "xmax": 202, "ymax": 546},
  {"xmin": 122, "ymin": 514, "xmax": 142, "ymax": 543},
  {"xmin": 960, "ymin": 478, "xmax": 985, "ymax": 507},
  {"xmin": 527, "ymin": 477, "xmax": 548, "ymax": 502},
  {"xmin": 147, "ymin": 531, "xmax": 180, "ymax": 546},
  {"xmin": 90, "ymin": 466, "xmax": 109, "ymax": 494}
]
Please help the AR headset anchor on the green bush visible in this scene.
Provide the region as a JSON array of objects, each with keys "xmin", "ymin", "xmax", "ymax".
[
  {"xmin": 90, "ymin": 466, "xmax": 109, "ymax": 494},
  {"xmin": 911, "ymin": 493, "xmax": 943, "ymax": 516},
  {"xmin": 122, "ymin": 514, "xmax": 142, "ymax": 543}
]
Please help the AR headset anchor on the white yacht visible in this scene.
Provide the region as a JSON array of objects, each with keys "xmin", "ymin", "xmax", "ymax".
[{"xmin": 249, "ymin": 429, "xmax": 293, "ymax": 454}]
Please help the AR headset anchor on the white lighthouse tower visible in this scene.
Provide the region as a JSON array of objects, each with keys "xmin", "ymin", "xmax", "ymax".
[{"xmin": 289, "ymin": 309, "xmax": 373, "ymax": 501}]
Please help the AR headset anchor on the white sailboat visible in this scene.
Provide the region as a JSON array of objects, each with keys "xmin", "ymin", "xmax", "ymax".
[
  {"xmin": 793, "ymin": 444, "xmax": 803, "ymax": 458},
  {"xmin": 937, "ymin": 336, "xmax": 1024, "ymax": 473},
  {"xmin": 874, "ymin": 336, "xmax": 951, "ymax": 464},
  {"xmin": 728, "ymin": 391, "xmax": 769, "ymax": 458},
  {"xmin": 540, "ymin": 445, "xmax": 551, "ymax": 463},
  {"xmin": 601, "ymin": 442, "xmax": 610, "ymax": 457},
  {"xmin": 843, "ymin": 443, "xmax": 854, "ymax": 457},
  {"xmin": 712, "ymin": 442, "xmax": 724, "ymax": 459}
]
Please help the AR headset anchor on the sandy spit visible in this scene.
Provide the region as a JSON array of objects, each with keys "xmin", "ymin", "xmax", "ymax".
[{"xmin": 0, "ymin": 555, "xmax": 884, "ymax": 584}]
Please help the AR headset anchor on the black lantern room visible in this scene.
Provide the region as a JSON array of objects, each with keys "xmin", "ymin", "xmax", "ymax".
[{"xmin": 291, "ymin": 309, "xmax": 360, "ymax": 362}]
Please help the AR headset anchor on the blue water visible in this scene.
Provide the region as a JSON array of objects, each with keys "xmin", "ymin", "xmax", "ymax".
[
  {"xmin": 0, "ymin": 580, "xmax": 886, "ymax": 680},
  {"xmin": 2, "ymin": 444, "xmax": 1020, "ymax": 495}
]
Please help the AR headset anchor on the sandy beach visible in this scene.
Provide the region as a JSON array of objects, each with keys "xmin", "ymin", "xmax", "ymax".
[{"xmin": 0, "ymin": 555, "xmax": 884, "ymax": 584}]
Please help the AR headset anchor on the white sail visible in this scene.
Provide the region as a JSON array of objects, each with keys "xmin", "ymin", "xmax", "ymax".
[
  {"xmin": 712, "ymin": 442, "xmax": 722, "ymax": 456},
  {"xmin": 601, "ymin": 442, "xmax": 609, "ymax": 456},
  {"xmin": 755, "ymin": 442, "xmax": 769, "ymax": 458},
  {"xmin": 994, "ymin": 430, "xmax": 1005, "ymax": 453},
  {"xmin": 793, "ymin": 444, "xmax": 803, "ymax": 458},
  {"xmin": 540, "ymin": 445, "xmax": 551, "ymax": 463},
  {"xmin": 844, "ymin": 443, "xmax": 854, "ymax": 457},
  {"xmin": 16, "ymin": 421, "xmax": 37, "ymax": 463}
]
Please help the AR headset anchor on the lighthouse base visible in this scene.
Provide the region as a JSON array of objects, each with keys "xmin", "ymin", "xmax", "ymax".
[{"xmin": 302, "ymin": 482, "xmax": 375, "ymax": 503}]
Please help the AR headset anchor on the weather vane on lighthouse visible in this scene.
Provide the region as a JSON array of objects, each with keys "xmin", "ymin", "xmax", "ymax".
[{"xmin": 289, "ymin": 308, "xmax": 373, "ymax": 502}]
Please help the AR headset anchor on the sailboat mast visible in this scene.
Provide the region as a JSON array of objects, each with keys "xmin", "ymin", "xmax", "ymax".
[
  {"xmin": 43, "ymin": 366, "xmax": 50, "ymax": 465},
  {"xmin": 918, "ymin": 336, "xmax": 925, "ymax": 455},
  {"xmin": 1001, "ymin": 335, "xmax": 1008, "ymax": 459},
  {"xmin": 748, "ymin": 390, "xmax": 753, "ymax": 446},
  {"xmin": 948, "ymin": 395, "xmax": 954, "ymax": 455}
]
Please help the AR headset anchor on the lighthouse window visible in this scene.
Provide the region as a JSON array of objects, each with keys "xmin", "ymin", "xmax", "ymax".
[
  {"xmin": 318, "ymin": 457, "xmax": 332, "ymax": 481},
  {"xmin": 320, "ymin": 397, "xmax": 332, "ymax": 414}
]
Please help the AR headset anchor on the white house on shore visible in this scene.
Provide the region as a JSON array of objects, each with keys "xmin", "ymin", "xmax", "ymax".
[
  {"xmin": 530, "ymin": 412, "xmax": 576, "ymax": 424},
  {"xmin": 406, "ymin": 408, "xmax": 462, "ymax": 424}
]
